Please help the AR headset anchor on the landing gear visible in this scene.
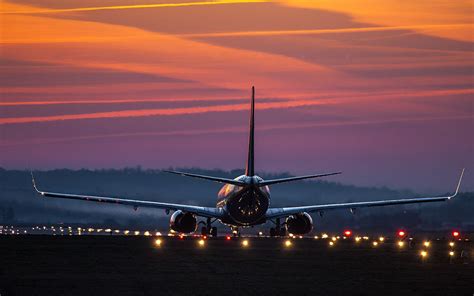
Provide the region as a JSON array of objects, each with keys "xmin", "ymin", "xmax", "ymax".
[
  {"xmin": 270, "ymin": 218, "xmax": 287, "ymax": 237},
  {"xmin": 231, "ymin": 227, "xmax": 240, "ymax": 237},
  {"xmin": 201, "ymin": 218, "xmax": 218, "ymax": 237}
]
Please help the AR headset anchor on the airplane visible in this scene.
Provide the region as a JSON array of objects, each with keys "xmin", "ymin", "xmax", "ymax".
[{"xmin": 32, "ymin": 87, "xmax": 465, "ymax": 237}]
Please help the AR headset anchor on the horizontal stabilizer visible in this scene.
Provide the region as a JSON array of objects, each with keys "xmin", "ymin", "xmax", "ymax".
[
  {"xmin": 163, "ymin": 170, "xmax": 246, "ymax": 186},
  {"xmin": 257, "ymin": 172, "xmax": 341, "ymax": 186}
]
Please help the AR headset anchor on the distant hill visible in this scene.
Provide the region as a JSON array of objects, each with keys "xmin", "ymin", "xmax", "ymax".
[{"xmin": 0, "ymin": 167, "xmax": 472, "ymax": 232}]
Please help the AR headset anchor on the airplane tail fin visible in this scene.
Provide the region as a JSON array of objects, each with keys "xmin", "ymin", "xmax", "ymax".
[{"xmin": 245, "ymin": 86, "xmax": 255, "ymax": 176}]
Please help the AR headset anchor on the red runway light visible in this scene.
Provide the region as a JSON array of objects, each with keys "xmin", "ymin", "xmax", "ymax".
[
  {"xmin": 226, "ymin": 236, "xmax": 231, "ymax": 240},
  {"xmin": 452, "ymin": 231, "xmax": 460, "ymax": 237},
  {"xmin": 398, "ymin": 230, "xmax": 406, "ymax": 237},
  {"xmin": 344, "ymin": 230, "xmax": 352, "ymax": 237}
]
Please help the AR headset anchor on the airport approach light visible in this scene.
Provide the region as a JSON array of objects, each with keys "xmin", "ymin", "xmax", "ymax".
[
  {"xmin": 372, "ymin": 241, "xmax": 379, "ymax": 247},
  {"xmin": 423, "ymin": 241, "xmax": 431, "ymax": 248},
  {"xmin": 284, "ymin": 240, "xmax": 292, "ymax": 247},
  {"xmin": 397, "ymin": 241, "xmax": 405, "ymax": 248},
  {"xmin": 155, "ymin": 239, "xmax": 163, "ymax": 247},
  {"xmin": 344, "ymin": 230, "xmax": 352, "ymax": 237},
  {"xmin": 241, "ymin": 240, "xmax": 249, "ymax": 247},
  {"xmin": 452, "ymin": 231, "xmax": 460, "ymax": 238},
  {"xmin": 198, "ymin": 239, "xmax": 205, "ymax": 247},
  {"xmin": 420, "ymin": 250, "xmax": 428, "ymax": 258},
  {"xmin": 449, "ymin": 242, "xmax": 455, "ymax": 247}
]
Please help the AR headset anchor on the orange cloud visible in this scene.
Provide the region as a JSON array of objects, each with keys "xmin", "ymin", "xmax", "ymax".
[{"xmin": 281, "ymin": 0, "xmax": 473, "ymax": 42}]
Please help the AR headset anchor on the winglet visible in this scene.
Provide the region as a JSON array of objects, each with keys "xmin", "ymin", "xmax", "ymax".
[
  {"xmin": 449, "ymin": 168, "xmax": 465, "ymax": 199},
  {"xmin": 30, "ymin": 170, "xmax": 43, "ymax": 195}
]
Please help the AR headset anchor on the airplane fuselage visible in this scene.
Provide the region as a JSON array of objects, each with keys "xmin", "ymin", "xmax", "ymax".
[{"xmin": 217, "ymin": 175, "xmax": 270, "ymax": 226}]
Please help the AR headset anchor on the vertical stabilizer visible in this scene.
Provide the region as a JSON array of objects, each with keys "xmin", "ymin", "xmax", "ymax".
[{"xmin": 245, "ymin": 86, "xmax": 255, "ymax": 176}]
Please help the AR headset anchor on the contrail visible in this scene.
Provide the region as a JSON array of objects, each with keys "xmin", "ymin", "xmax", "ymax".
[
  {"xmin": 179, "ymin": 24, "xmax": 471, "ymax": 38},
  {"xmin": 1, "ymin": 0, "xmax": 268, "ymax": 14}
]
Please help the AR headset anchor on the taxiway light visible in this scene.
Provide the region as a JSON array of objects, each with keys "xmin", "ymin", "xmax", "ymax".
[
  {"xmin": 242, "ymin": 240, "xmax": 249, "ymax": 247},
  {"xmin": 423, "ymin": 241, "xmax": 431, "ymax": 248},
  {"xmin": 420, "ymin": 250, "xmax": 428, "ymax": 258},
  {"xmin": 449, "ymin": 251, "xmax": 455, "ymax": 257},
  {"xmin": 452, "ymin": 231, "xmax": 460, "ymax": 238},
  {"xmin": 372, "ymin": 241, "xmax": 379, "ymax": 247},
  {"xmin": 398, "ymin": 241, "xmax": 405, "ymax": 248},
  {"xmin": 344, "ymin": 230, "xmax": 352, "ymax": 237},
  {"xmin": 449, "ymin": 242, "xmax": 455, "ymax": 247},
  {"xmin": 284, "ymin": 240, "xmax": 292, "ymax": 247},
  {"xmin": 155, "ymin": 239, "xmax": 162, "ymax": 247},
  {"xmin": 198, "ymin": 239, "xmax": 205, "ymax": 247}
]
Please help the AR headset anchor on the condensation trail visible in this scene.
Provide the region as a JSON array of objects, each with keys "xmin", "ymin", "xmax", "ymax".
[{"xmin": 1, "ymin": 0, "xmax": 268, "ymax": 14}]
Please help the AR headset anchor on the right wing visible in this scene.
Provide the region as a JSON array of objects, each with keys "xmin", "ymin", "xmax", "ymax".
[
  {"xmin": 163, "ymin": 170, "xmax": 246, "ymax": 186},
  {"xmin": 266, "ymin": 169, "xmax": 465, "ymax": 219},
  {"xmin": 31, "ymin": 173, "xmax": 223, "ymax": 218}
]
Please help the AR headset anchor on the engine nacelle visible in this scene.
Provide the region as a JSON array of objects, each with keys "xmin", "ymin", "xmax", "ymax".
[
  {"xmin": 169, "ymin": 210, "xmax": 197, "ymax": 233},
  {"xmin": 285, "ymin": 212, "xmax": 313, "ymax": 235}
]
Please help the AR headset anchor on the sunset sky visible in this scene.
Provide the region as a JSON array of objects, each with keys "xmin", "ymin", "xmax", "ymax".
[{"xmin": 1, "ymin": 0, "xmax": 472, "ymax": 192}]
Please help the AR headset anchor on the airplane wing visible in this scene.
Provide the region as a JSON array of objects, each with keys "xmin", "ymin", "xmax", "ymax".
[
  {"xmin": 31, "ymin": 173, "xmax": 223, "ymax": 218},
  {"xmin": 266, "ymin": 169, "xmax": 465, "ymax": 220}
]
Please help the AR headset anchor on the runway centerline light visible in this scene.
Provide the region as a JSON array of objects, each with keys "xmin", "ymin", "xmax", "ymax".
[
  {"xmin": 198, "ymin": 239, "xmax": 205, "ymax": 247},
  {"xmin": 420, "ymin": 250, "xmax": 428, "ymax": 258},
  {"xmin": 284, "ymin": 240, "xmax": 292, "ymax": 247},
  {"xmin": 155, "ymin": 239, "xmax": 162, "ymax": 247},
  {"xmin": 242, "ymin": 239, "xmax": 249, "ymax": 247}
]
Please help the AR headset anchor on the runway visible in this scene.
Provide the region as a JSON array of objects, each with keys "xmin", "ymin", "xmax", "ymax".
[{"xmin": 0, "ymin": 235, "xmax": 472, "ymax": 295}]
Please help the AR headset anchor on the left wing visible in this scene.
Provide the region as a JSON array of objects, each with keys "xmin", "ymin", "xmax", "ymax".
[
  {"xmin": 266, "ymin": 169, "xmax": 465, "ymax": 219},
  {"xmin": 31, "ymin": 173, "xmax": 223, "ymax": 218}
]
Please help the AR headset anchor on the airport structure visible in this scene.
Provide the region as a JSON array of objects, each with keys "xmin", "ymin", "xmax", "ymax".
[{"xmin": 32, "ymin": 87, "xmax": 465, "ymax": 237}]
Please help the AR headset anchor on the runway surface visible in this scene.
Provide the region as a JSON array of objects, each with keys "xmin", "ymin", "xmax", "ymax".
[{"xmin": 0, "ymin": 236, "xmax": 472, "ymax": 295}]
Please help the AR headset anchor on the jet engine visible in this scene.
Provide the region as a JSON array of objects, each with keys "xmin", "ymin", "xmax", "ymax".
[
  {"xmin": 285, "ymin": 212, "xmax": 313, "ymax": 235},
  {"xmin": 169, "ymin": 210, "xmax": 197, "ymax": 233}
]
